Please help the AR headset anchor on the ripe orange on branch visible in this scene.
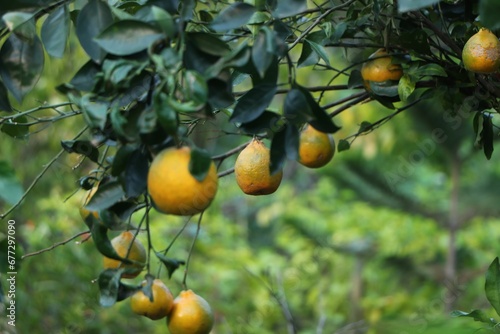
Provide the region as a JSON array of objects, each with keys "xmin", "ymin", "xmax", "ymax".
[
  {"xmin": 102, "ymin": 231, "xmax": 146, "ymax": 279},
  {"xmin": 234, "ymin": 139, "xmax": 283, "ymax": 195},
  {"xmin": 147, "ymin": 146, "xmax": 218, "ymax": 216},
  {"xmin": 130, "ymin": 279, "xmax": 174, "ymax": 320},
  {"xmin": 167, "ymin": 289, "xmax": 214, "ymax": 334},
  {"xmin": 298, "ymin": 125, "xmax": 335, "ymax": 168},
  {"xmin": 462, "ymin": 28, "xmax": 500, "ymax": 74},
  {"xmin": 361, "ymin": 48, "xmax": 403, "ymax": 91}
]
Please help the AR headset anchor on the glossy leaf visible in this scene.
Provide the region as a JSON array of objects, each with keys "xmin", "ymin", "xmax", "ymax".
[
  {"xmin": 69, "ymin": 60, "xmax": 100, "ymax": 92},
  {"xmin": 80, "ymin": 97, "xmax": 108, "ymax": 130},
  {"xmin": 239, "ymin": 110, "xmax": 284, "ymax": 136},
  {"xmin": 252, "ymin": 28, "xmax": 275, "ymax": 78},
  {"xmin": 183, "ymin": 70, "xmax": 208, "ymax": 105},
  {"xmin": 270, "ymin": 126, "xmax": 287, "ymax": 174},
  {"xmin": 85, "ymin": 180, "xmax": 126, "ymax": 212},
  {"xmin": 187, "ymin": 32, "xmax": 230, "ymax": 57},
  {"xmin": 98, "ymin": 268, "xmax": 123, "ymax": 307},
  {"xmin": 398, "ymin": 0, "xmax": 440, "ymax": 13},
  {"xmin": 298, "ymin": 41, "xmax": 318, "ymax": 68},
  {"xmin": 180, "ymin": 0, "xmax": 195, "ymax": 20},
  {"xmin": 1, "ymin": 115, "xmax": 29, "ymax": 139},
  {"xmin": 306, "ymin": 40, "xmax": 330, "ymax": 66},
  {"xmin": 95, "ymin": 20, "xmax": 164, "ymax": 56},
  {"xmin": 91, "ymin": 224, "xmax": 126, "ymax": 262},
  {"xmin": 207, "ymin": 77, "xmax": 234, "ymax": 109},
  {"xmin": 0, "ymin": 34, "xmax": 44, "ymax": 102},
  {"xmin": 480, "ymin": 0, "xmax": 500, "ymax": 30},
  {"xmin": 273, "ymin": 0, "xmax": 307, "ymax": 18},
  {"xmin": 451, "ymin": 310, "xmax": 496, "ymax": 324},
  {"xmin": 0, "ymin": 160, "xmax": 23, "ymax": 205},
  {"xmin": 413, "ymin": 63, "xmax": 447, "ymax": 77},
  {"xmin": 116, "ymin": 281, "xmax": 141, "ymax": 302},
  {"xmin": 479, "ymin": 114, "xmax": 494, "ymax": 160},
  {"xmin": 295, "ymin": 85, "xmax": 340, "ymax": 133},
  {"xmin": 231, "ymin": 84, "xmax": 277, "ymax": 123},
  {"xmin": 125, "ymin": 148, "xmax": 149, "ymax": 197},
  {"xmin": 0, "ymin": 80, "xmax": 12, "ymax": 112},
  {"xmin": 337, "ymin": 139, "xmax": 350, "ymax": 152},
  {"xmin": 155, "ymin": 92, "xmax": 178, "ymax": 134},
  {"xmin": 151, "ymin": 5, "xmax": 175, "ymax": 37},
  {"xmin": 284, "ymin": 88, "xmax": 313, "ymax": 125},
  {"xmin": 486, "ymin": 257, "xmax": 500, "ymax": 316},
  {"xmin": 76, "ymin": 0, "xmax": 113, "ymax": 63},
  {"xmin": 61, "ymin": 140, "xmax": 99, "ymax": 163},
  {"xmin": 189, "ymin": 146, "xmax": 212, "ymax": 182},
  {"xmin": 41, "ymin": 5, "xmax": 70, "ymax": 58},
  {"xmin": 398, "ymin": 74, "xmax": 415, "ymax": 102},
  {"xmin": 284, "ymin": 123, "xmax": 300, "ymax": 161},
  {"xmin": 111, "ymin": 144, "xmax": 136, "ymax": 177},
  {"xmin": 2, "ymin": 11, "xmax": 33, "ymax": 33},
  {"xmin": 155, "ymin": 253, "xmax": 185, "ymax": 278},
  {"xmin": 210, "ymin": 2, "xmax": 256, "ymax": 32}
]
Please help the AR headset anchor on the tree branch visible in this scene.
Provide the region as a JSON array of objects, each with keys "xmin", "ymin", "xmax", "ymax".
[{"xmin": 21, "ymin": 230, "xmax": 90, "ymax": 259}]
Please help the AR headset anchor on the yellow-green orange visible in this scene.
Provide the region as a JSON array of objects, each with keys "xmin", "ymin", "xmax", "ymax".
[
  {"xmin": 234, "ymin": 139, "xmax": 283, "ymax": 195},
  {"xmin": 102, "ymin": 231, "xmax": 146, "ymax": 279},
  {"xmin": 298, "ymin": 125, "xmax": 335, "ymax": 168},
  {"xmin": 147, "ymin": 146, "xmax": 218, "ymax": 216},
  {"xmin": 361, "ymin": 48, "xmax": 403, "ymax": 91},
  {"xmin": 130, "ymin": 279, "xmax": 174, "ymax": 320},
  {"xmin": 462, "ymin": 28, "xmax": 500, "ymax": 74},
  {"xmin": 167, "ymin": 290, "xmax": 214, "ymax": 334}
]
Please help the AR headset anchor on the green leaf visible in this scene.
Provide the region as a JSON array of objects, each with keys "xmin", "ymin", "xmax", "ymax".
[
  {"xmin": 284, "ymin": 88, "xmax": 312, "ymax": 124},
  {"xmin": 155, "ymin": 252, "xmax": 185, "ymax": 278},
  {"xmin": 0, "ymin": 160, "xmax": 23, "ymax": 205},
  {"xmin": 0, "ymin": 80, "xmax": 12, "ymax": 112},
  {"xmin": 151, "ymin": 6, "xmax": 175, "ymax": 37},
  {"xmin": 111, "ymin": 144, "xmax": 136, "ymax": 177},
  {"xmin": 270, "ymin": 127, "xmax": 287, "ymax": 174},
  {"xmin": 252, "ymin": 28, "xmax": 275, "ymax": 78},
  {"xmin": 451, "ymin": 310, "xmax": 496, "ymax": 324},
  {"xmin": 480, "ymin": 114, "xmax": 494, "ymax": 160},
  {"xmin": 183, "ymin": 70, "xmax": 208, "ymax": 105},
  {"xmin": 338, "ymin": 139, "xmax": 350, "ymax": 152},
  {"xmin": 80, "ymin": 96, "xmax": 109, "ymax": 130},
  {"xmin": 479, "ymin": 0, "xmax": 500, "ymax": 30},
  {"xmin": 69, "ymin": 60, "xmax": 100, "ymax": 92},
  {"xmin": 239, "ymin": 110, "xmax": 284, "ymax": 136},
  {"xmin": 369, "ymin": 81, "xmax": 400, "ymax": 98},
  {"xmin": 95, "ymin": 20, "xmax": 164, "ymax": 56},
  {"xmin": 210, "ymin": 2, "xmax": 256, "ymax": 32},
  {"xmin": 0, "ymin": 34, "xmax": 44, "ymax": 102},
  {"xmin": 1, "ymin": 115, "xmax": 29, "ymax": 139},
  {"xmin": 91, "ymin": 224, "xmax": 126, "ymax": 262},
  {"xmin": 155, "ymin": 92, "xmax": 178, "ymax": 134},
  {"xmin": 124, "ymin": 148, "xmax": 149, "ymax": 197},
  {"xmin": 207, "ymin": 77, "xmax": 235, "ymax": 109},
  {"xmin": 116, "ymin": 281, "xmax": 141, "ymax": 302},
  {"xmin": 179, "ymin": 0, "xmax": 195, "ymax": 20},
  {"xmin": 284, "ymin": 123, "xmax": 300, "ymax": 161},
  {"xmin": 61, "ymin": 140, "xmax": 99, "ymax": 163},
  {"xmin": 486, "ymin": 257, "xmax": 500, "ymax": 317},
  {"xmin": 187, "ymin": 32, "xmax": 230, "ymax": 57},
  {"xmin": 41, "ymin": 5, "xmax": 70, "ymax": 58},
  {"xmin": 306, "ymin": 40, "xmax": 330, "ymax": 66},
  {"xmin": 231, "ymin": 84, "xmax": 277, "ymax": 123},
  {"xmin": 85, "ymin": 181, "xmax": 126, "ymax": 212},
  {"xmin": 295, "ymin": 85, "xmax": 340, "ymax": 133},
  {"xmin": 297, "ymin": 40, "xmax": 318, "ymax": 68},
  {"xmin": 189, "ymin": 147, "xmax": 212, "ymax": 182},
  {"xmin": 413, "ymin": 63, "xmax": 447, "ymax": 78},
  {"xmin": 398, "ymin": 0, "xmax": 441, "ymax": 13},
  {"xmin": 398, "ymin": 74, "xmax": 415, "ymax": 102},
  {"xmin": 2, "ymin": 12, "xmax": 34, "ymax": 35},
  {"xmin": 98, "ymin": 268, "xmax": 123, "ymax": 307},
  {"xmin": 273, "ymin": 0, "xmax": 307, "ymax": 18},
  {"xmin": 76, "ymin": 0, "xmax": 113, "ymax": 63}
]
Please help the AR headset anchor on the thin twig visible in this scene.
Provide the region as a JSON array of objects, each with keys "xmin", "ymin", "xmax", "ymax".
[
  {"xmin": 1, "ymin": 126, "xmax": 89, "ymax": 219},
  {"xmin": 217, "ymin": 167, "xmax": 235, "ymax": 178},
  {"xmin": 21, "ymin": 230, "xmax": 90, "ymax": 259},
  {"xmin": 212, "ymin": 141, "xmax": 250, "ymax": 160},
  {"xmin": 325, "ymin": 92, "xmax": 370, "ymax": 116},
  {"xmin": 288, "ymin": 0, "xmax": 358, "ymax": 51},
  {"xmin": 182, "ymin": 211, "xmax": 204, "ymax": 290}
]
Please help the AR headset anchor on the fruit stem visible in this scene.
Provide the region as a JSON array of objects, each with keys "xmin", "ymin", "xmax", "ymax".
[{"xmin": 182, "ymin": 211, "xmax": 204, "ymax": 290}]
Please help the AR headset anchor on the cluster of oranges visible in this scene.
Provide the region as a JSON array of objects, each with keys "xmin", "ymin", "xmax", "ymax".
[{"xmin": 102, "ymin": 231, "xmax": 214, "ymax": 334}]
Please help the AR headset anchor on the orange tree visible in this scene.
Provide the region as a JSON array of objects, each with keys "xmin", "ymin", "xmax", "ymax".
[{"xmin": 2, "ymin": 0, "xmax": 500, "ymax": 331}]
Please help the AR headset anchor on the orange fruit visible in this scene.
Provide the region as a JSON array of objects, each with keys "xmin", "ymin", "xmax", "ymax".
[
  {"xmin": 147, "ymin": 146, "xmax": 218, "ymax": 216},
  {"xmin": 298, "ymin": 125, "xmax": 335, "ymax": 168},
  {"xmin": 130, "ymin": 279, "xmax": 174, "ymax": 320},
  {"xmin": 462, "ymin": 28, "xmax": 500, "ymax": 74},
  {"xmin": 234, "ymin": 139, "xmax": 283, "ymax": 195},
  {"xmin": 361, "ymin": 48, "xmax": 403, "ymax": 90},
  {"xmin": 102, "ymin": 231, "xmax": 146, "ymax": 278},
  {"xmin": 167, "ymin": 290, "xmax": 214, "ymax": 334}
]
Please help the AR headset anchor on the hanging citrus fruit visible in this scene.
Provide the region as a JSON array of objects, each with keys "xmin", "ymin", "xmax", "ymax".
[
  {"xmin": 130, "ymin": 279, "xmax": 174, "ymax": 320},
  {"xmin": 298, "ymin": 125, "xmax": 335, "ymax": 168},
  {"xmin": 167, "ymin": 290, "xmax": 214, "ymax": 334},
  {"xmin": 102, "ymin": 231, "xmax": 146, "ymax": 279},
  {"xmin": 462, "ymin": 28, "xmax": 500, "ymax": 74},
  {"xmin": 361, "ymin": 48, "xmax": 403, "ymax": 91},
  {"xmin": 234, "ymin": 139, "xmax": 283, "ymax": 195},
  {"xmin": 147, "ymin": 146, "xmax": 218, "ymax": 216}
]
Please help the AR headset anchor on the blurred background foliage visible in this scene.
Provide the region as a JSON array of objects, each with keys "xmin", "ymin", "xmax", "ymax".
[{"xmin": 1, "ymin": 8, "xmax": 500, "ymax": 334}]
